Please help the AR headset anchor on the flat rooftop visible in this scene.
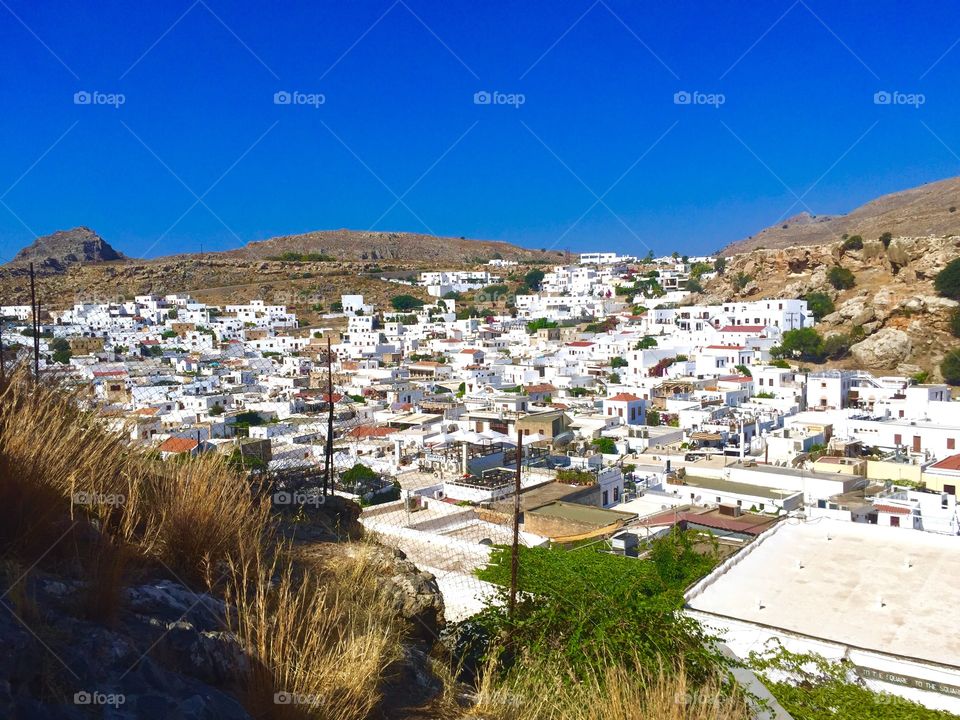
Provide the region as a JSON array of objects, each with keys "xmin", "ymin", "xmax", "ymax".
[
  {"xmin": 686, "ymin": 519, "xmax": 960, "ymax": 667},
  {"xmin": 527, "ymin": 501, "xmax": 636, "ymax": 527},
  {"xmin": 678, "ymin": 474, "xmax": 800, "ymax": 502}
]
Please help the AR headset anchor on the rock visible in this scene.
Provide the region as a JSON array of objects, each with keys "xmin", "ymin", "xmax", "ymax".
[{"xmin": 851, "ymin": 328, "xmax": 913, "ymax": 369}]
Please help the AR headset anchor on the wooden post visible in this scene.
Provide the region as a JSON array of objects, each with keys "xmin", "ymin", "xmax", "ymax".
[
  {"xmin": 29, "ymin": 263, "xmax": 39, "ymax": 380},
  {"xmin": 324, "ymin": 336, "xmax": 334, "ymax": 496}
]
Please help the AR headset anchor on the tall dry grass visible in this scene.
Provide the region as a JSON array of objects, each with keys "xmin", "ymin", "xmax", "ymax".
[
  {"xmin": 0, "ymin": 370, "xmax": 269, "ymax": 590},
  {"xmin": 0, "ymin": 371, "xmax": 410, "ymax": 719},
  {"xmin": 469, "ymin": 654, "xmax": 752, "ymax": 720},
  {"xmin": 226, "ymin": 542, "xmax": 405, "ymax": 720}
]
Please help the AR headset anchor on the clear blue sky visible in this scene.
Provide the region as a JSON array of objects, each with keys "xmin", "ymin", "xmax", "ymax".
[{"xmin": 1, "ymin": 0, "xmax": 959, "ymax": 261}]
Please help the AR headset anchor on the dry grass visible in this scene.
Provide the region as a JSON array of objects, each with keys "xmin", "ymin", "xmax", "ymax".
[
  {"xmin": 0, "ymin": 370, "xmax": 269, "ymax": 590},
  {"xmin": 226, "ymin": 542, "xmax": 405, "ymax": 720},
  {"xmin": 468, "ymin": 653, "xmax": 752, "ymax": 720}
]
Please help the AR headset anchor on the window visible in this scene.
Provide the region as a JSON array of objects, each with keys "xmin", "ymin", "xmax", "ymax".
[
  {"xmin": 890, "ymin": 516, "xmax": 900, "ymax": 528},
  {"xmin": 894, "ymin": 434, "xmax": 902, "ymax": 446},
  {"xmin": 945, "ymin": 484, "xmax": 956, "ymax": 496},
  {"xmin": 949, "ymin": 438, "xmax": 956, "ymax": 450}
]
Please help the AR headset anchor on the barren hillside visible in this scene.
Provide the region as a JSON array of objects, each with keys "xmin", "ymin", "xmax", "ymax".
[{"xmin": 721, "ymin": 176, "xmax": 960, "ymax": 255}]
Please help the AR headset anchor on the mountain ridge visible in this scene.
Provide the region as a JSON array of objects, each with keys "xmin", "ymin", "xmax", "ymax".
[{"xmin": 721, "ymin": 175, "xmax": 960, "ymax": 256}]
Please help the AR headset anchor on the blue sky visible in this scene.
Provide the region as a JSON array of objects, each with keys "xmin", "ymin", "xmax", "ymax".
[{"xmin": 1, "ymin": 0, "xmax": 958, "ymax": 261}]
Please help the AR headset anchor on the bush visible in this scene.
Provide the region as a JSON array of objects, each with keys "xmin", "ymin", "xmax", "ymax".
[
  {"xmin": 646, "ymin": 409, "xmax": 661, "ymax": 426},
  {"xmin": 951, "ymin": 307, "xmax": 960, "ymax": 338},
  {"xmin": 592, "ymin": 437, "xmax": 617, "ymax": 454},
  {"xmin": 524, "ymin": 269, "xmax": 545, "ymax": 291},
  {"xmin": 942, "ymin": 350, "xmax": 960, "ymax": 385},
  {"xmin": 713, "ymin": 257, "xmax": 726, "ymax": 275},
  {"xmin": 827, "ymin": 266, "xmax": 856, "ymax": 290},
  {"xmin": 610, "ymin": 356, "xmax": 628, "ymax": 369},
  {"xmin": 732, "ymin": 271, "xmax": 752, "ymax": 291},
  {"xmin": 841, "ymin": 235, "xmax": 863, "ymax": 251},
  {"xmin": 879, "ymin": 231, "xmax": 893, "ymax": 248},
  {"xmin": 474, "ymin": 530, "xmax": 726, "ymax": 682},
  {"xmin": 734, "ymin": 364, "xmax": 752, "ymax": 377},
  {"xmin": 822, "ymin": 333, "xmax": 851, "ymax": 360},
  {"xmin": 685, "ymin": 277, "xmax": 704, "ymax": 293},
  {"xmin": 775, "ymin": 327, "xmax": 825, "ymax": 362},
  {"xmin": 805, "ymin": 291, "xmax": 835, "ymax": 321},
  {"xmin": 390, "ymin": 294, "xmax": 424, "ymax": 311},
  {"xmin": 935, "ymin": 258, "xmax": 960, "ymax": 300},
  {"xmin": 634, "ymin": 336, "xmax": 658, "ymax": 350}
]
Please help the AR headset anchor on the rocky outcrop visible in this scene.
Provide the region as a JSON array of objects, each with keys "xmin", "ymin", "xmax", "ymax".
[
  {"xmin": 851, "ymin": 328, "xmax": 913, "ymax": 369},
  {"xmin": 7, "ymin": 226, "xmax": 127, "ymax": 273},
  {"xmin": 705, "ymin": 234, "xmax": 960, "ymax": 376}
]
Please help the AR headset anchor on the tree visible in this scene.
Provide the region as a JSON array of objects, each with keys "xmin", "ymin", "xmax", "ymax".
[
  {"xmin": 879, "ymin": 231, "xmax": 893, "ymax": 248},
  {"xmin": 776, "ymin": 327, "xmax": 825, "ymax": 362},
  {"xmin": 685, "ymin": 277, "xmax": 704, "ymax": 293},
  {"xmin": 841, "ymin": 235, "xmax": 863, "ymax": 251},
  {"xmin": 610, "ymin": 356, "xmax": 628, "ymax": 369},
  {"xmin": 634, "ymin": 336, "xmax": 657, "ymax": 350},
  {"xmin": 942, "ymin": 350, "xmax": 960, "ymax": 386},
  {"xmin": 50, "ymin": 337, "xmax": 71, "ymax": 365},
  {"xmin": 646, "ymin": 409, "xmax": 661, "ymax": 427},
  {"xmin": 713, "ymin": 257, "xmax": 726, "ymax": 275},
  {"xmin": 592, "ymin": 437, "xmax": 617, "ymax": 454},
  {"xmin": 607, "ymin": 371, "xmax": 621, "ymax": 383},
  {"xmin": 805, "ymin": 291, "xmax": 835, "ymax": 321},
  {"xmin": 935, "ymin": 259, "xmax": 960, "ymax": 300},
  {"xmin": 523, "ymin": 269, "xmax": 545, "ymax": 291},
  {"xmin": 827, "ymin": 266, "xmax": 856, "ymax": 290},
  {"xmin": 734, "ymin": 364, "xmax": 752, "ymax": 377},
  {"xmin": 340, "ymin": 463, "xmax": 379, "ymax": 484},
  {"xmin": 390, "ymin": 294, "xmax": 425, "ymax": 311},
  {"xmin": 822, "ymin": 333, "xmax": 852, "ymax": 360}
]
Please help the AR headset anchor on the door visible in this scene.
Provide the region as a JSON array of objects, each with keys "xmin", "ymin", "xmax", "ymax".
[
  {"xmin": 913, "ymin": 436, "xmax": 921, "ymax": 453},
  {"xmin": 890, "ymin": 516, "xmax": 900, "ymax": 528}
]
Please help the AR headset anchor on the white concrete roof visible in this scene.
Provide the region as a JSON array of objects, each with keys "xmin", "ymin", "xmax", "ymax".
[{"xmin": 686, "ymin": 518, "xmax": 960, "ymax": 667}]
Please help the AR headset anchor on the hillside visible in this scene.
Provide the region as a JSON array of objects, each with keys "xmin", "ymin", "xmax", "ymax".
[
  {"xmin": 6, "ymin": 226, "xmax": 127, "ymax": 272},
  {"xmin": 704, "ymin": 234, "xmax": 960, "ymax": 379},
  {"xmin": 721, "ymin": 176, "xmax": 960, "ymax": 255},
  {"xmin": 222, "ymin": 228, "xmax": 558, "ymax": 263}
]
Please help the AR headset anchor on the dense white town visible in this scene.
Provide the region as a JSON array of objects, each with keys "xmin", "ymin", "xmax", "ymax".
[{"xmin": 5, "ymin": 251, "xmax": 960, "ymax": 712}]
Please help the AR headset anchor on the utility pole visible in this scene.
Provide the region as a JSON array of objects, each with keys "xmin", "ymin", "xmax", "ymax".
[
  {"xmin": 29, "ymin": 263, "xmax": 39, "ymax": 380},
  {"xmin": 508, "ymin": 426, "xmax": 524, "ymax": 629},
  {"xmin": 323, "ymin": 335, "xmax": 334, "ymax": 497}
]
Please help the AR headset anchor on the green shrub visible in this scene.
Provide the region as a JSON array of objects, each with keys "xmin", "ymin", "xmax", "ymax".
[
  {"xmin": 390, "ymin": 294, "xmax": 425, "ymax": 311},
  {"xmin": 474, "ymin": 530, "xmax": 726, "ymax": 682},
  {"xmin": 732, "ymin": 272, "xmax": 752, "ymax": 291},
  {"xmin": 774, "ymin": 327, "xmax": 825, "ymax": 362},
  {"xmin": 879, "ymin": 231, "xmax": 893, "ymax": 248},
  {"xmin": 610, "ymin": 356, "xmax": 628, "ymax": 369},
  {"xmin": 935, "ymin": 259, "xmax": 960, "ymax": 300},
  {"xmin": 951, "ymin": 308, "xmax": 960, "ymax": 339},
  {"xmin": 805, "ymin": 291, "xmax": 835, "ymax": 321},
  {"xmin": 942, "ymin": 350, "xmax": 960, "ymax": 385},
  {"xmin": 827, "ymin": 266, "xmax": 856, "ymax": 290},
  {"xmin": 592, "ymin": 437, "xmax": 617, "ymax": 454},
  {"xmin": 841, "ymin": 235, "xmax": 863, "ymax": 251}
]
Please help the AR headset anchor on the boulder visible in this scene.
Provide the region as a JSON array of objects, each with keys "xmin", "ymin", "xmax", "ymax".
[{"xmin": 851, "ymin": 328, "xmax": 912, "ymax": 369}]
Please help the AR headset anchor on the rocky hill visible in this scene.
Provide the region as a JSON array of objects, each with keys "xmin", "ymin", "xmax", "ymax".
[
  {"xmin": 721, "ymin": 176, "xmax": 960, "ymax": 255},
  {"xmin": 222, "ymin": 228, "xmax": 559, "ymax": 263},
  {"xmin": 6, "ymin": 226, "xmax": 127, "ymax": 273},
  {"xmin": 704, "ymin": 234, "xmax": 960, "ymax": 378}
]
